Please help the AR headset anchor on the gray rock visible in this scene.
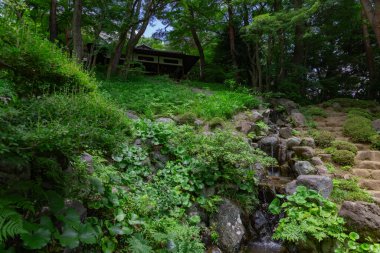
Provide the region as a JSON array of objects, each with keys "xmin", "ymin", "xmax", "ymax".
[
  {"xmin": 258, "ymin": 136, "xmax": 278, "ymax": 157},
  {"xmin": 290, "ymin": 112, "xmax": 306, "ymax": 127},
  {"xmin": 194, "ymin": 119, "xmax": 204, "ymax": 127},
  {"xmin": 296, "ymin": 175, "xmax": 333, "ymax": 198},
  {"xmin": 301, "ymin": 137, "xmax": 316, "ymax": 148},
  {"xmin": 155, "ymin": 117, "xmax": 175, "ymax": 124},
  {"xmin": 286, "ymin": 137, "xmax": 302, "ymax": 149},
  {"xmin": 125, "ymin": 110, "xmax": 140, "ymax": 120},
  {"xmin": 294, "ymin": 161, "xmax": 317, "ymax": 175},
  {"xmin": 252, "ymin": 110, "xmax": 264, "ymax": 122},
  {"xmin": 279, "ymin": 127, "xmax": 292, "ymax": 139},
  {"xmin": 286, "ymin": 175, "xmax": 333, "ymax": 198},
  {"xmin": 81, "ymin": 152, "xmax": 94, "ymax": 174},
  {"xmin": 311, "ymin": 157, "xmax": 324, "ymax": 166},
  {"xmin": 211, "ymin": 199, "xmax": 245, "ymax": 253},
  {"xmin": 252, "ymin": 210, "xmax": 267, "ymax": 231},
  {"xmin": 246, "ymin": 241, "xmax": 288, "ymax": 253},
  {"xmin": 316, "ymin": 165, "xmax": 328, "ymax": 175},
  {"xmin": 151, "ymin": 150, "xmax": 169, "ymax": 169},
  {"xmin": 292, "ymin": 146, "xmax": 315, "ymax": 159},
  {"xmin": 271, "ymin": 98, "xmax": 298, "ymax": 114},
  {"xmin": 372, "ymin": 119, "xmax": 380, "ymax": 132},
  {"xmin": 235, "ymin": 120, "xmax": 254, "ymax": 134},
  {"xmin": 339, "ymin": 201, "xmax": 380, "ymax": 241}
]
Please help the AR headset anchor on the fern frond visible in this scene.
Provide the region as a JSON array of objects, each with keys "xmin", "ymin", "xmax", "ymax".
[
  {"xmin": 127, "ymin": 234, "xmax": 153, "ymax": 253},
  {"xmin": 0, "ymin": 208, "xmax": 25, "ymax": 242}
]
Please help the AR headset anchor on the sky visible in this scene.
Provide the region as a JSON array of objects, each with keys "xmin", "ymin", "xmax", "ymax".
[{"xmin": 143, "ymin": 20, "xmax": 166, "ymax": 37}]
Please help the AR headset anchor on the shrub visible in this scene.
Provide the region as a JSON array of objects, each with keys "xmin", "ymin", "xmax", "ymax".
[
  {"xmin": 323, "ymin": 98, "xmax": 378, "ymax": 109},
  {"xmin": 347, "ymin": 108, "xmax": 373, "ymax": 120},
  {"xmin": 301, "ymin": 106, "xmax": 327, "ymax": 118},
  {"xmin": 310, "ymin": 130, "xmax": 335, "ymax": 148},
  {"xmin": 331, "ymin": 179, "xmax": 373, "ymax": 205},
  {"xmin": 331, "ymin": 150, "xmax": 355, "ymax": 166},
  {"xmin": 332, "ymin": 140, "xmax": 358, "ymax": 154},
  {"xmin": 370, "ymin": 135, "xmax": 380, "ymax": 150},
  {"xmin": 343, "ymin": 116, "xmax": 376, "ymax": 142},
  {"xmin": 0, "ymin": 23, "xmax": 97, "ymax": 97}
]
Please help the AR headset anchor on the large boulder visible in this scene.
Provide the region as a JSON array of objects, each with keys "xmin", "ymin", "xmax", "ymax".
[
  {"xmin": 339, "ymin": 201, "xmax": 380, "ymax": 241},
  {"xmin": 211, "ymin": 199, "xmax": 246, "ymax": 253},
  {"xmin": 271, "ymin": 98, "xmax": 298, "ymax": 114},
  {"xmin": 279, "ymin": 127, "xmax": 292, "ymax": 139},
  {"xmin": 290, "ymin": 112, "xmax": 306, "ymax": 127},
  {"xmin": 258, "ymin": 136, "xmax": 278, "ymax": 157},
  {"xmin": 286, "ymin": 137, "xmax": 302, "ymax": 149},
  {"xmin": 235, "ymin": 120, "xmax": 254, "ymax": 134},
  {"xmin": 286, "ymin": 175, "xmax": 333, "ymax": 198},
  {"xmin": 292, "ymin": 146, "xmax": 315, "ymax": 159},
  {"xmin": 293, "ymin": 161, "xmax": 317, "ymax": 175}
]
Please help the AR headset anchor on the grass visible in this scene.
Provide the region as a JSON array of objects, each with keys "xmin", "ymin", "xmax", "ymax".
[
  {"xmin": 101, "ymin": 76, "xmax": 260, "ymax": 120},
  {"xmin": 343, "ymin": 115, "xmax": 376, "ymax": 143}
]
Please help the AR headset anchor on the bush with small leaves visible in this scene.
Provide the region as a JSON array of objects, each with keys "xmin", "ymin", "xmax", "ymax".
[
  {"xmin": 343, "ymin": 116, "xmax": 376, "ymax": 143},
  {"xmin": 331, "ymin": 150, "xmax": 355, "ymax": 166},
  {"xmin": 332, "ymin": 140, "xmax": 358, "ymax": 154},
  {"xmin": 310, "ymin": 130, "xmax": 335, "ymax": 148}
]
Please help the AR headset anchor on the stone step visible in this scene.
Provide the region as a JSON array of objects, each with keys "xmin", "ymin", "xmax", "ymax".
[
  {"xmin": 356, "ymin": 151, "xmax": 380, "ymax": 162},
  {"xmin": 368, "ymin": 191, "xmax": 380, "ymax": 199},
  {"xmin": 356, "ymin": 161, "xmax": 380, "ymax": 170},
  {"xmin": 352, "ymin": 169, "xmax": 371, "ymax": 178},
  {"xmin": 355, "ymin": 143, "xmax": 370, "ymax": 151},
  {"xmin": 359, "ymin": 179, "xmax": 380, "ymax": 191}
]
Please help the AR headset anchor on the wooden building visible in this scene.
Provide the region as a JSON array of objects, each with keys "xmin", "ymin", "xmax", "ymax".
[{"xmin": 132, "ymin": 45, "xmax": 199, "ymax": 79}]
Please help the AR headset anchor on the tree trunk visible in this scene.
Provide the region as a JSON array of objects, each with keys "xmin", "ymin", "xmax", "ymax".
[
  {"xmin": 72, "ymin": 0, "xmax": 83, "ymax": 61},
  {"xmin": 190, "ymin": 26, "xmax": 206, "ymax": 80},
  {"xmin": 107, "ymin": 29, "xmax": 128, "ymax": 79},
  {"xmin": 361, "ymin": 0, "xmax": 380, "ymax": 47},
  {"xmin": 293, "ymin": 0, "xmax": 304, "ymax": 65},
  {"xmin": 362, "ymin": 10, "xmax": 378, "ymax": 98},
  {"xmin": 227, "ymin": 0, "xmax": 239, "ymax": 80},
  {"xmin": 49, "ymin": 0, "xmax": 58, "ymax": 42}
]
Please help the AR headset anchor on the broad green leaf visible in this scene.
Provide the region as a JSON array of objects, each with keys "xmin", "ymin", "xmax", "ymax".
[
  {"xmin": 79, "ymin": 223, "xmax": 97, "ymax": 244},
  {"xmin": 21, "ymin": 227, "xmax": 51, "ymax": 250},
  {"xmin": 57, "ymin": 227, "xmax": 79, "ymax": 249}
]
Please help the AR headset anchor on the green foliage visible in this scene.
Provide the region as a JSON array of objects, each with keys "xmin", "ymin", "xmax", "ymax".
[
  {"xmin": 331, "ymin": 150, "xmax": 355, "ymax": 166},
  {"xmin": 101, "ymin": 77, "xmax": 260, "ymax": 120},
  {"xmin": 343, "ymin": 116, "xmax": 376, "ymax": 143},
  {"xmin": 347, "ymin": 108, "xmax": 373, "ymax": 120},
  {"xmin": 301, "ymin": 106, "xmax": 327, "ymax": 118},
  {"xmin": 0, "ymin": 199, "xmax": 27, "ymax": 243},
  {"xmin": 270, "ymin": 186, "xmax": 379, "ymax": 252},
  {"xmin": 0, "ymin": 22, "xmax": 97, "ymax": 97},
  {"xmin": 330, "ymin": 179, "xmax": 373, "ymax": 205},
  {"xmin": 324, "ymin": 99, "xmax": 378, "ymax": 110},
  {"xmin": 370, "ymin": 135, "xmax": 380, "ymax": 150},
  {"xmin": 271, "ymin": 186, "xmax": 346, "ymax": 243},
  {"xmin": 310, "ymin": 130, "xmax": 335, "ymax": 148},
  {"xmin": 332, "ymin": 140, "xmax": 358, "ymax": 154}
]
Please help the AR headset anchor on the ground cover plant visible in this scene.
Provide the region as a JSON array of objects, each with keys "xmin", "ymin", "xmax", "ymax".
[{"xmin": 101, "ymin": 76, "xmax": 260, "ymax": 120}]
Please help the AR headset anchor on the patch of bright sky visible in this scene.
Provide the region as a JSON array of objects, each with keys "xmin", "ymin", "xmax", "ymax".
[{"xmin": 143, "ymin": 19, "xmax": 166, "ymax": 37}]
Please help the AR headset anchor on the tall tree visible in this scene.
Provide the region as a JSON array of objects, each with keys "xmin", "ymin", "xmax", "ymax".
[
  {"xmin": 72, "ymin": 0, "xmax": 83, "ymax": 61},
  {"xmin": 226, "ymin": 0, "xmax": 238, "ymax": 79},
  {"xmin": 293, "ymin": 0, "xmax": 305, "ymax": 65},
  {"xmin": 49, "ymin": 0, "xmax": 58, "ymax": 42},
  {"xmin": 360, "ymin": 0, "xmax": 380, "ymax": 47}
]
